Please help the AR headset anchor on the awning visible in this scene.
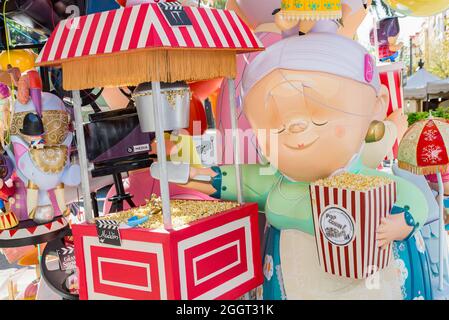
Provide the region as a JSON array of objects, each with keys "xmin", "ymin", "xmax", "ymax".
[
  {"xmin": 404, "ymin": 68, "xmax": 441, "ymax": 100},
  {"xmin": 36, "ymin": 2, "xmax": 264, "ymax": 90},
  {"xmin": 427, "ymin": 78, "xmax": 449, "ymax": 96}
]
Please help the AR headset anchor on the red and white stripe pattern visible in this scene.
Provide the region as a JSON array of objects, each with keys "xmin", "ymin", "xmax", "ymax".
[
  {"xmin": 0, "ymin": 212, "xmax": 18, "ymax": 230},
  {"xmin": 0, "ymin": 217, "xmax": 68, "ymax": 240},
  {"xmin": 378, "ymin": 62, "xmax": 405, "ymax": 159},
  {"xmin": 380, "ymin": 70, "xmax": 403, "ymax": 117},
  {"xmin": 310, "ymin": 182, "xmax": 396, "ymax": 280},
  {"xmin": 36, "ymin": 3, "xmax": 263, "ymax": 65}
]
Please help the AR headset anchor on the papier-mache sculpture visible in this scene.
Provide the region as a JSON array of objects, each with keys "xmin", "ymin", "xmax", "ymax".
[
  {"xmin": 8, "ymin": 70, "xmax": 80, "ymax": 224},
  {"xmin": 152, "ymin": 26, "xmax": 430, "ymax": 299}
]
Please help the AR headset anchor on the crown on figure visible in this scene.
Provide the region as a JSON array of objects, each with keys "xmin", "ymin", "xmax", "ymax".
[{"xmin": 279, "ymin": 0, "xmax": 342, "ymax": 21}]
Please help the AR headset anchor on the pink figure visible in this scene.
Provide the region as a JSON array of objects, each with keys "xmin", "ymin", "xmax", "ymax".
[
  {"xmin": 0, "ymin": 83, "xmax": 10, "ymax": 100},
  {"xmin": 10, "ymin": 177, "xmax": 30, "ymax": 222},
  {"xmin": 1, "ymin": 245, "xmax": 35, "ymax": 264}
]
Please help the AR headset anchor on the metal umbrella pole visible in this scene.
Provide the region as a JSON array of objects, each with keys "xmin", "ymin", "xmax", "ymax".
[
  {"xmin": 227, "ymin": 78, "xmax": 244, "ymax": 204},
  {"xmin": 72, "ymin": 90, "xmax": 93, "ymax": 222},
  {"xmin": 437, "ymin": 172, "xmax": 446, "ymax": 290},
  {"xmin": 228, "ymin": 77, "xmax": 248, "ymax": 299},
  {"xmin": 151, "ymin": 81, "xmax": 172, "ymax": 229}
]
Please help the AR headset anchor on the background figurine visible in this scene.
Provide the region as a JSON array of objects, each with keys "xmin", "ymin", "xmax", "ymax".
[
  {"xmin": 370, "ymin": 17, "xmax": 403, "ymax": 62},
  {"xmin": 8, "ymin": 70, "xmax": 80, "ymax": 224}
]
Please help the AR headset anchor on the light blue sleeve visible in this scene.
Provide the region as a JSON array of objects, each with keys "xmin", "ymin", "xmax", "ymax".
[{"xmin": 360, "ymin": 166, "xmax": 429, "ymax": 232}]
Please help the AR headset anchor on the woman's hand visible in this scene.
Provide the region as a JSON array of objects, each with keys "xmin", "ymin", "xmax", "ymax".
[{"xmin": 376, "ymin": 213, "xmax": 413, "ymax": 250}]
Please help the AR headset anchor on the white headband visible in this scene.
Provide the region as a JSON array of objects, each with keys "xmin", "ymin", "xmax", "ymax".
[{"xmin": 242, "ymin": 32, "xmax": 381, "ymax": 96}]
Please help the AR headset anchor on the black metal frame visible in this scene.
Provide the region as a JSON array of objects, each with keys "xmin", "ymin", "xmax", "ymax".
[
  {"xmin": 91, "ymin": 155, "xmax": 154, "ymax": 214},
  {"xmin": 40, "ymin": 228, "xmax": 79, "ymax": 300}
]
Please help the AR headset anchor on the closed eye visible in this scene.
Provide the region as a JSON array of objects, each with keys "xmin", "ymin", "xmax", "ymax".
[
  {"xmin": 275, "ymin": 126, "xmax": 286, "ymax": 134},
  {"xmin": 312, "ymin": 120, "xmax": 328, "ymax": 126}
]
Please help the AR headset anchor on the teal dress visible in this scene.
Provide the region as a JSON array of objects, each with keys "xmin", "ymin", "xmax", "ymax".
[
  {"xmin": 393, "ymin": 233, "xmax": 433, "ymax": 300},
  {"xmin": 211, "ymin": 159, "xmax": 430, "ymax": 300},
  {"xmin": 261, "ymin": 218, "xmax": 433, "ymax": 300},
  {"xmin": 261, "ymin": 225, "xmax": 286, "ymax": 300}
]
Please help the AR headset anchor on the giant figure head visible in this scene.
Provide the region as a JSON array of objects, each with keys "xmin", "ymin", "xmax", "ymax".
[{"xmin": 242, "ymin": 32, "xmax": 390, "ymax": 182}]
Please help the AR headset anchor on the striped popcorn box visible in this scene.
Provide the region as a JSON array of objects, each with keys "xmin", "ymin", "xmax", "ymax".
[
  {"xmin": 310, "ymin": 173, "xmax": 397, "ymax": 279},
  {"xmin": 378, "ymin": 62, "xmax": 405, "ymax": 159}
]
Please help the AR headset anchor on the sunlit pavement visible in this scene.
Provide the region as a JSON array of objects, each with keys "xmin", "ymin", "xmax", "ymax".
[{"xmin": 0, "ymin": 265, "xmax": 35, "ymax": 300}]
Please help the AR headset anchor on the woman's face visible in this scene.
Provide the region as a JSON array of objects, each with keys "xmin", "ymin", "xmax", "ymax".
[{"xmin": 244, "ymin": 69, "xmax": 387, "ymax": 182}]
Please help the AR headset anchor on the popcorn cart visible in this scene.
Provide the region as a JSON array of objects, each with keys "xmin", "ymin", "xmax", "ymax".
[{"xmin": 35, "ymin": 2, "xmax": 264, "ymax": 300}]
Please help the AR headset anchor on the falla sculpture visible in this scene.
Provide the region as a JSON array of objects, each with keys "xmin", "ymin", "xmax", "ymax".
[{"xmin": 8, "ymin": 69, "xmax": 80, "ymax": 224}]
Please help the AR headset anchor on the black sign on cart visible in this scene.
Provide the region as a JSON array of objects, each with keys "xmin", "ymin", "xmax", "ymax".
[
  {"xmin": 95, "ymin": 220, "xmax": 122, "ymax": 247},
  {"xmin": 159, "ymin": 2, "xmax": 192, "ymax": 26},
  {"xmin": 56, "ymin": 245, "xmax": 76, "ymax": 271}
]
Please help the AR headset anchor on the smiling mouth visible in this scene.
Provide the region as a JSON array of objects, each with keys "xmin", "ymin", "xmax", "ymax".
[{"xmin": 285, "ymin": 136, "xmax": 320, "ymax": 150}]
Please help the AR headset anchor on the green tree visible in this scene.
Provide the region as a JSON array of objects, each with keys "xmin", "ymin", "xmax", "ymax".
[
  {"xmin": 428, "ymin": 16, "xmax": 449, "ymax": 78},
  {"xmin": 408, "ymin": 107, "xmax": 449, "ymax": 126},
  {"xmin": 208, "ymin": 0, "xmax": 227, "ymax": 9},
  {"xmin": 428, "ymin": 38, "xmax": 449, "ymax": 79}
]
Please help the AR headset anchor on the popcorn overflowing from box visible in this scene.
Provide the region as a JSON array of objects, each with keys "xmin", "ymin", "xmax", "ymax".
[
  {"xmin": 310, "ymin": 173, "xmax": 397, "ymax": 279},
  {"xmin": 97, "ymin": 194, "xmax": 240, "ymax": 230}
]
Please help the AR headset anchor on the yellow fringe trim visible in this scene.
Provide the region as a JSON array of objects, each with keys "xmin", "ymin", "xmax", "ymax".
[
  {"xmin": 397, "ymin": 161, "xmax": 449, "ymax": 175},
  {"xmin": 60, "ymin": 49, "xmax": 237, "ymax": 90}
]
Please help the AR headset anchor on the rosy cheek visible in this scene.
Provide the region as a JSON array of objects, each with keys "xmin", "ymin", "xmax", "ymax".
[{"xmin": 335, "ymin": 126, "xmax": 346, "ymax": 138}]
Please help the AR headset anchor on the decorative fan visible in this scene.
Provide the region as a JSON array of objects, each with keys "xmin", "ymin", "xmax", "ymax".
[
  {"xmin": 50, "ymin": 68, "xmax": 104, "ymax": 112},
  {"xmin": 118, "ymin": 86, "xmax": 136, "ymax": 109}
]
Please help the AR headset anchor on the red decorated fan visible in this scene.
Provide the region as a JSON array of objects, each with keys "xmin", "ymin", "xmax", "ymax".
[{"xmin": 398, "ymin": 118, "xmax": 449, "ymax": 175}]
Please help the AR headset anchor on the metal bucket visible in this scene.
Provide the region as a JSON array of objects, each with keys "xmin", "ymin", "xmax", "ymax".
[{"xmin": 133, "ymin": 82, "xmax": 191, "ymax": 133}]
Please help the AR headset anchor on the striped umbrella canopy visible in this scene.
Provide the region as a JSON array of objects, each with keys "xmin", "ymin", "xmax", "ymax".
[
  {"xmin": 35, "ymin": 2, "xmax": 264, "ymax": 90},
  {"xmin": 398, "ymin": 117, "xmax": 449, "ymax": 175}
]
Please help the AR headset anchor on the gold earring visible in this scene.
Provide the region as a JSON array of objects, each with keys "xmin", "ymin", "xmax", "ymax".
[{"xmin": 365, "ymin": 120, "xmax": 386, "ymax": 143}]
